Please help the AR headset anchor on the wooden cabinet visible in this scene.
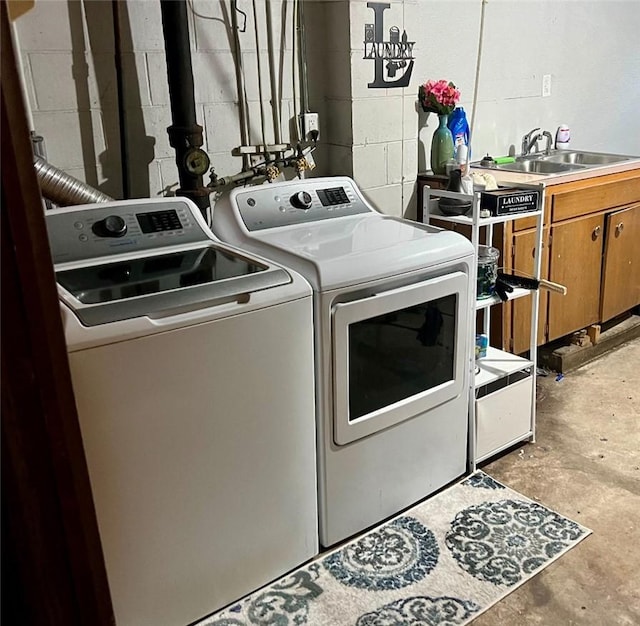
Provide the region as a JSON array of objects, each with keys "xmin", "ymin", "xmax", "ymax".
[
  {"xmin": 551, "ymin": 175, "xmax": 640, "ymax": 222},
  {"xmin": 600, "ymin": 203, "xmax": 640, "ymax": 321},
  {"xmin": 506, "ymin": 167, "xmax": 640, "ymax": 350},
  {"xmin": 511, "ymin": 228, "xmax": 550, "ymax": 354},
  {"xmin": 547, "ymin": 213, "xmax": 604, "ymax": 341}
]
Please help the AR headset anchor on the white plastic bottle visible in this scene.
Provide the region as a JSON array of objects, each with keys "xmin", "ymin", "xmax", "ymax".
[
  {"xmin": 555, "ymin": 124, "xmax": 571, "ymax": 150},
  {"xmin": 456, "ymin": 143, "xmax": 468, "ymax": 166},
  {"xmin": 456, "ymin": 144, "xmax": 473, "ymax": 193},
  {"xmin": 456, "ymin": 144, "xmax": 469, "ymax": 174}
]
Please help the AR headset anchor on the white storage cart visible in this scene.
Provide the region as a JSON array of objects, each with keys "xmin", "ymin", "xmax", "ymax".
[{"xmin": 423, "ymin": 182, "xmax": 548, "ymax": 466}]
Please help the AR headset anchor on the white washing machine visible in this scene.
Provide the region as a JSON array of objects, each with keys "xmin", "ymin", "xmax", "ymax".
[
  {"xmin": 46, "ymin": 198, "xmax": 318, "ymax": 626},
  {"xmin": 213, "ymin": 176, "xmax": 475, "ymax": 547}
]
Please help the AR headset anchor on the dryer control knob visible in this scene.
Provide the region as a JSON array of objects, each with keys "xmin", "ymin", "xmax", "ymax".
[
  {"xmin": 93, "ymin": 215, "xmax": 127, "ymax": 238},
  {"xmin": 290, "ymin": 191, "xmax": 312, "ymax": 210}
]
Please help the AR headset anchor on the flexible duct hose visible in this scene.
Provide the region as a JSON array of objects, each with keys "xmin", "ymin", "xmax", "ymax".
[{"xmin": 34, "ymin": 156, "xmax": 113, "ymax": 206}]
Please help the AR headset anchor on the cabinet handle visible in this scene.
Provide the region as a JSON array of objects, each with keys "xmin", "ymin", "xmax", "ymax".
[
  {"xmin": 616, "ymin": 222, "xmax": 625, "ymax": 236},
  {"xmin": 592, "ymin": 225, "xmax": 601, "ymax": 240}
]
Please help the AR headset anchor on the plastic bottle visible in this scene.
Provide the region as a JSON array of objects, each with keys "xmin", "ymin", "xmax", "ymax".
[
  {"xmin": 456, "ymin": 144, "xmax": 468, "ymax": 166},
  {"xmin": 455, "ymin": 144, "xmax": 473, "ymax": 191},
  {"xmin": 555, "ymin": 124, "xmax": 571, "ymax": 150},
  {"xmin": 447, "ymin": 108, "xmax": 470, "ymax": 151}
]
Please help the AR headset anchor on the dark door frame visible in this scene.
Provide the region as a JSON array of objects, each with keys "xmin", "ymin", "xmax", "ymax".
[{"xmin": 1, "ymin": 3, "xmax": 114, "ymax": 624}]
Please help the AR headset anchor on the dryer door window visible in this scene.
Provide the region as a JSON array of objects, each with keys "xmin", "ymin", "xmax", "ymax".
[
  {"xmin": 348, "ymin": 293, "xmax": 456, "ymax": 421},
  {"xmin": 331, "ymin": 271, "xmax": 469, "ymax": 446}
]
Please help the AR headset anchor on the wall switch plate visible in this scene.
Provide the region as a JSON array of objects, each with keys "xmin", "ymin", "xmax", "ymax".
[
  {"xmin": 300, "ymin": 113, "xmax": 319, "ymax": 142},
  {"xmin": 542, "ymin": 74, "xmax": 551, "ymax": 97}
]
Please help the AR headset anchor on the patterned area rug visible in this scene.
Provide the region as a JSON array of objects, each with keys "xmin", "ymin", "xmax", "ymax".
[{"xmin": 196, "ymin": 471, "xmax": 590, "ymax": 626}]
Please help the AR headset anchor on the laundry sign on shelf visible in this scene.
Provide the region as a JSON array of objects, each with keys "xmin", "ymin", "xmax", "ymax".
[
  {"xmin": 480, "ymin": 188, "xmax": 541, "ymax": 216},
  {"xmin": 364, "ymin": 2, "xmax": 415, "ymax": 88}
]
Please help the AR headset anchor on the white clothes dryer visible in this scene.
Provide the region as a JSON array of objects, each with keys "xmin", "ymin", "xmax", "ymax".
[
  {"xmin": 46, "ymin": 198, "xmax": 318, "ymax": 626},
  {"xmin": 213, "ymin": 176, "xmax": 475, "ymax": 547}
]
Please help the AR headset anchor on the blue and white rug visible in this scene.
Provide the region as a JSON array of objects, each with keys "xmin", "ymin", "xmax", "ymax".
[{"xmin": 196, "ymin": 472, "xmax": 590, "ymax": 626}]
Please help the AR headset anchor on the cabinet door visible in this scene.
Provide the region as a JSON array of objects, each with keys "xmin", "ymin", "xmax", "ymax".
[
  {"xmin": 548, "ymin": 213, "xmax": 604, "ymax": 341},
  {"xmin": 511, "ymin": 228, "xmax": 550, "ymax": 354},
  {"xmin": 600, "ymin": 203, "xmax": 640, "ymax": 321}
]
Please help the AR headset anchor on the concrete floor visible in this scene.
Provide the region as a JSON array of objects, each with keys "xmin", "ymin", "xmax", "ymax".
[{"xmin": 473, "ymin": 337, "xmax": 640, "ymax": 626}]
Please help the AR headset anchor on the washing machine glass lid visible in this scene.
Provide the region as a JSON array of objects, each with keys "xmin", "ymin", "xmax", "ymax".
[
  {"xmin": 56, "ymin": 244, "xmax": 291, "ymax": 326},
  {"xmin": 47, "ymin": 197, "xmax": 293, "ymax": 326},
  {"xmin": 58, "ymin": 244, "xmax": 270, "ymax": 304}
]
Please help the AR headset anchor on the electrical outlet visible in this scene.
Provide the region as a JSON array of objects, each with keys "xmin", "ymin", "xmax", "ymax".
[
  {"xmin": 300, "ymin": 113, "xmax": 320, "ymax": 142},
  {"xmin": 542, "ymin": 74, "xmax": 551, "ymax": 98}
]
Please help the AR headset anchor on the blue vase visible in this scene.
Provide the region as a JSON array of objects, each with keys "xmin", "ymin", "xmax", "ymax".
[{"xmin": 430, "ymin": 114, "xmax": 455, "ymax": 175}]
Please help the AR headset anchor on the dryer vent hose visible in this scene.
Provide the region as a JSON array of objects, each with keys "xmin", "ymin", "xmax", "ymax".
[{"xmin": 34, "ymin": 156, "xmax": 113, "ymax": 206}]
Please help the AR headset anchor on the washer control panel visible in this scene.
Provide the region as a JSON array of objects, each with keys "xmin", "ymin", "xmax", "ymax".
[
  {"xmin": 46, "ymin": 199, "xmax": 209, "ymax": 264},
  {"xmin": 234, "ymin": 178, "xmax": 372, "ymax": 231}
]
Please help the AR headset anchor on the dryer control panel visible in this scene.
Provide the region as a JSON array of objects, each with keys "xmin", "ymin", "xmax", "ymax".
[
  {"xmin": 233, "ymin": 177, "xmax": 372, "ymax": 231},
  {"xmin": 46, "ymin": 198, "xmax": 209, "ymax": 264}
]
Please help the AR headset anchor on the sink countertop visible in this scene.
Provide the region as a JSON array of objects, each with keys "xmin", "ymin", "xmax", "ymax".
[{"xmin": 471, "ymin": 156, "xmax": 640, "ymax": 188}]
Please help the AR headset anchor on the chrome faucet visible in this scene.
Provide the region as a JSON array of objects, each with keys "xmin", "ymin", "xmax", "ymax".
[
  {"xmin": 522, "ymin": 128, "xmax": 554, "ymax": 156},
  {"xmin": 522, "ymin": 128, "xmax": 542, "ymax": 156}
]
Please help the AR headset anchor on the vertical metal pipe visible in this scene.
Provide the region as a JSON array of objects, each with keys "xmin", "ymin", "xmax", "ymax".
[
  {"xmin": 297, "ymin": 0, "xmax": 309, "ymax": 113},
  {"xmin": 159, "ymin": 0, "xmax": 210, "ymax": 214},
  {"xmin": 111, "ymin": 0, "xmax": 130, "ymax": 198},
  {"xmin": 251, "ymin": 0, "xmax": 268, "ymax": 151},
  {"xmin": 230, "ymin": 1, "xmax": 250, "ymax": 170},
  {"xmin": 265, "ymin": 0, "xmax": 281, "ymax": 145},
  {"xmin": 161, "ymin": 0, "xmax": 195, "ymax": 124},
  {"xmin": 291, "ymin": 0, "xmax": 299, "ymax": 142}
]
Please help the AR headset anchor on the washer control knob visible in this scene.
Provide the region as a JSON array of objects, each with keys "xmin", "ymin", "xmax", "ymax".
[
  {"xmin": 290, "ymin": 191, "xmax": 313, "ymax": 210},
  {"xmin": 93, "ymin": 215, "xmax": 127, "ymax": 238}
]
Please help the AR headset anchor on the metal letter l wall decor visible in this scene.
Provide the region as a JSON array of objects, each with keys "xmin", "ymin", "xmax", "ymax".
[{"xmin": 364, "ymin": 2, "xmax": 415, "ymax": 88}]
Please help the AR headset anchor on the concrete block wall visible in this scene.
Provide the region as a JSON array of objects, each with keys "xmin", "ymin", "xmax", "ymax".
[
  {"xmin": 303, "ymin": 0, "xmax": 353, "ymax": 180},
  {"xmin": 116, "ymin": 0, "xmax": 304, "ymax": 197},
  {"xmin": 347, "ymin": 0, "xmax": 418, "ymax": 219},
  {"xmin": 15, "ymin": 0, "xmax": 123, "ymax": 197},
  {"xmin": 13, "ymin": 0, "xmax": 640, "ymax": 212},
  {"xmin": 15, "ymin": 0, "xmax": 304, "ymax": 201}
]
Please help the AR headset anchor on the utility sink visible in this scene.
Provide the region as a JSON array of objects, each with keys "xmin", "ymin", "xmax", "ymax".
[
  {"xmin": 494, "ymin": 159, "xmax": 577, "ymax": 174},
  {"xmin": 474, "ymin": 150, "xmax": 637, "ymax": 176},
  {"xmin": 542, "ymin": 150, "xmax": 633, "ymax": 165}
]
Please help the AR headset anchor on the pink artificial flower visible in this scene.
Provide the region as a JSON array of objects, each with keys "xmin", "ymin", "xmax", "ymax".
[{"xmin": 418, "ymin": 79, "xmax": 460, "ymax": 115}]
